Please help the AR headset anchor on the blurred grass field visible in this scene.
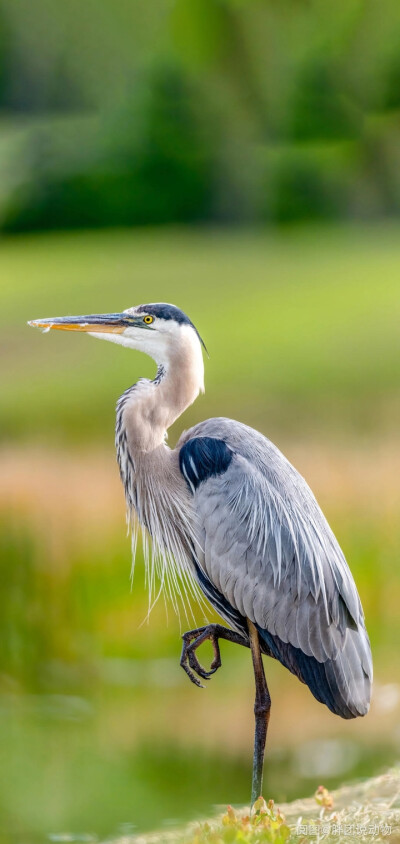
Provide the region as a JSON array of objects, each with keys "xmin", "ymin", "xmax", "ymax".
[
  {"xmin": 1, "ymin": 223, "xmax": 400, "ymax": 841},
  {"xmin": 1, "ymin": 223, "xmax": 400, "ymax": 441}
]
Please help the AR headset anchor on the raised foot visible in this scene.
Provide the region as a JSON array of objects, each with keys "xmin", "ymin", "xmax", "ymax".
[{"xmin": 180, "ymin": 623, "xmax": 249, "ymax": 688}]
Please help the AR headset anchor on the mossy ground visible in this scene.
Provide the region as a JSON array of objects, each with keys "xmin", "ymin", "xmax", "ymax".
[{"xmin": 118, "ymin": 769, "xmax": 400, "ymax": 844}]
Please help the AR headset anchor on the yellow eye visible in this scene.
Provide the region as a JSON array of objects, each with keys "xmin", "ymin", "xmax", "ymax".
[{"xmin": 143, "ymin": 315, "xmax": 154, "ymax": 325}]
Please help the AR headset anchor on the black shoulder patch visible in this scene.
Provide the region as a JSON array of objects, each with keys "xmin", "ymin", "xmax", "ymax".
[{"xmin": 179, "ymin": 436, "xmax": 233, "ymax": 493}]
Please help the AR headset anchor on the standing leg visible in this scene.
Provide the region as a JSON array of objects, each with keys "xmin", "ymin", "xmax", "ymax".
[{"xmin": 247, "ymin": 619, "xmax": 271, "ymax": 807}]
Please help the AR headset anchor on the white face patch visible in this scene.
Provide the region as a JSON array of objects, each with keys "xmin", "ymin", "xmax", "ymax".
[{"xmin": 88, "ymin": 311, "xmax": 204, "ymax": 388}]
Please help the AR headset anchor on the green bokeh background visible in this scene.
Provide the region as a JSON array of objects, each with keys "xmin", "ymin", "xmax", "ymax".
[{"xmin": 0, "ymin": 2, "xmax": 399, "ymax": 842}]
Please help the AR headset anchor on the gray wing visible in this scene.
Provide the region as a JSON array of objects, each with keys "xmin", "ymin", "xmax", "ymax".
[{"xmin": 178, "ymin": 418, "xmax": 372, "ymax": 719}]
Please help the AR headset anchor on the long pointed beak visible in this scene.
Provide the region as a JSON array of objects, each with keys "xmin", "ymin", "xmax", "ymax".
[{"xmin": 27, "ymin": 313, "xmax": 149, "ymax": 334}]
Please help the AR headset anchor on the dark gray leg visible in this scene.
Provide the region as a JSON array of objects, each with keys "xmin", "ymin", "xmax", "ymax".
[
  {"xmin": 248, "ymin": 619, "xmax": 271, "ymax": 806},
  {"xmin": 180, "ymin": 623, "xmax": 249, "ymax": 687}
]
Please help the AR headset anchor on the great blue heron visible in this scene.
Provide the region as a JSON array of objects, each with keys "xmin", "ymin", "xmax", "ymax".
[{"xmin": 29, "ymin": 303, "xmax": 372, "ymax": 805}]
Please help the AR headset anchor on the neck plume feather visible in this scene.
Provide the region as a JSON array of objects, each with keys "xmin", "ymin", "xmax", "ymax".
[{"xmin": 115, "ymin": 333, "xmax": 207, "ymax": 623}]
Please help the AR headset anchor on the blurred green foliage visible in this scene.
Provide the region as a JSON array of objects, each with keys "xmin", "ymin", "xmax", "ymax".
[
  {"xmin": 1, "ymin": 511, "xmax": 398, "ymax": 698},
  {"xmin": 0, "ymin": 1, "xmax": 399, "ymax": 228},
  {"xmin": 0, "ymin": 514, "xmax": 398, "ymax": 839}
]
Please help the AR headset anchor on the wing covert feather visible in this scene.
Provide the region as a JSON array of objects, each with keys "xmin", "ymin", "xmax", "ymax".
[{"xmin": 178, "ymin": 418, "xmax": 372, "ymax": 717}]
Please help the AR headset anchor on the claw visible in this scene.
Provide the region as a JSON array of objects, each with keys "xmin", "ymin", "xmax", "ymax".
[
  {"xmin": 187, "ymin": 638, "xmax": 220, "ymax": 678},
  {"xmin": 180, "ymin": 631, "xmax": 206, "ymax": 687},
  {"xmin": 209, "ymin": 638, "xmax": 222, "ymax": 672},
  {"xmin": 188, "ymin": 649, "xmax": 213, "ymax": 679},
  {"xmin": 180, "ymin": 656, "xmax": 205, "ymax": 688},
  {"xmin": 180, "ymin": 624, "xmax": 224, "ymax": 687}
]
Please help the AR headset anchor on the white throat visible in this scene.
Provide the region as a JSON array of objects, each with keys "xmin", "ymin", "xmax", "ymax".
[{"xmin": 116, "ymin": 323, "xmax": 204, "ymax": 454}]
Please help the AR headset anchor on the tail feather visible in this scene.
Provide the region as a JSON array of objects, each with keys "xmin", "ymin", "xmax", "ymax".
[{"xmin": 258, "ymin": 623, "xmax": 372, "ymax": 719}]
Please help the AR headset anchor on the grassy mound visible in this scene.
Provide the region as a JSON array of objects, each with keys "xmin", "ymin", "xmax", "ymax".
[{"xmin": 115, "ymin": 768, "xmax": 400, "ymax": 843}]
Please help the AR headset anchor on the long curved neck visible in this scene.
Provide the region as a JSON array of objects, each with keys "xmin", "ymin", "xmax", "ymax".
[{"xmin": 117, "ymin": 333, "xmax": 204, "ymax": 454}]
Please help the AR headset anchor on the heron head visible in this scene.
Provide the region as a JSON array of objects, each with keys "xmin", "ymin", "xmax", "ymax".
[{"xmin": 28, "ymin": 302, "xmax": 206, "ymax": 378}]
